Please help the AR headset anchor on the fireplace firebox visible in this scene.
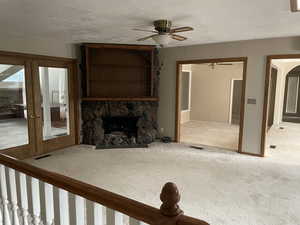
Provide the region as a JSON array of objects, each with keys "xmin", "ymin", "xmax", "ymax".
[{"xmin": 102, "ymin": 116, "xmax": 139, "ymax": 137}]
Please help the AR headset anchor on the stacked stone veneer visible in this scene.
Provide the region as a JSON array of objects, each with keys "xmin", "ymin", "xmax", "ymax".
[{"xmin": 81, "ymin": 101, "xmax": 159, "ymax": 146}]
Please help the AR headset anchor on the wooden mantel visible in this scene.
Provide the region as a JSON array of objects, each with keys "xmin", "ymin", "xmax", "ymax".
[{"xmin": 82, "ymin": 97, "xmax": 159, "ymax": 102}]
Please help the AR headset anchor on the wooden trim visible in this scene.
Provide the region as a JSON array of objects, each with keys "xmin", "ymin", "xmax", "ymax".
[
  {"xmin": 176, "ymin": 57, "xmax": 247, "ymax": 65},
  {"xmin": 32, "ymin": 60, "xmax": 77, "ymax": 155},
  {"xmin": 0, "ymin": 55, "xmax": 36, "ymax": 159},
  {"xmin": 261, "ymin": 54, "xmax": 300, "ymax": 157},
  {"xmin": 266, "ymin": 54, "xmax": 300, "ymax": 59},
  {"xmin": 175, "ymin": 57, "xmax": 248, "ymax": 154},
  {"xmin": 0, "ymin": 153, "xmax": 209, "ymax": 225},
  {"xmin": 82, "ymin": 97, "xmax": 159, "ymax": 102},
  {"xmin": 290, "ymin": 0, "xmax": 299, "ymax": 12},
  {"xmin": 0, "ymin": 50, "xmax": 79, "ymax": 158},
  {"xmin": 83, "ymin": 43, "xmax": 155, "ymax": 51}
]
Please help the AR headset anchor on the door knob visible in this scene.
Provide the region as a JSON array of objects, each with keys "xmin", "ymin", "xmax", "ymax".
[{"xmin": 29, "ymin": 115, "xmax": 35, "ymax": 119}]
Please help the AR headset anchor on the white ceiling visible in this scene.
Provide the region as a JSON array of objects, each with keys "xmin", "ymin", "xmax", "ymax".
[{"xmin": 1, "ymin": 0, "xmax": 300, "ymax": 47}]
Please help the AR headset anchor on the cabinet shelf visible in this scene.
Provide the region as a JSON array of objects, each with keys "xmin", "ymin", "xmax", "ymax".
[{"xmin": 82, "ymin": 43, "xmax": 156, "ymax": 98}]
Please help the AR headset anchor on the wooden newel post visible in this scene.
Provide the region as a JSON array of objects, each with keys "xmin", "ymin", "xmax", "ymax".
[{"xmin": 160, "ymin": 182, "xmax": 183, "ymax": 217}]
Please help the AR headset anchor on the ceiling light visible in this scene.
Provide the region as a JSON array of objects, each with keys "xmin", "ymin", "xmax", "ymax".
[
  {"xmin": 152, "ymin": 34, "xmax": 170, "ymax": 47},
  {"xmin": 291, "ymin": 0, "xmax": 300, "ymax": 12}
]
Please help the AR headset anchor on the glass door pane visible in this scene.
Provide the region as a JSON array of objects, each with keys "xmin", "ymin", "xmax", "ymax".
[
  {"xmin": 0, "ymin": 64, "xmax": 29, "ymax": 149},
  {"xmin": 39, "ymin": 67, "xmax": 70, "ymax": 141}
]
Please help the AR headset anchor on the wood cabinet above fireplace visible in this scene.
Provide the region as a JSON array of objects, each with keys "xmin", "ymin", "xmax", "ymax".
[{"xmin": 81, "ymin": 43, "xmax": 158, "ymax": 101}]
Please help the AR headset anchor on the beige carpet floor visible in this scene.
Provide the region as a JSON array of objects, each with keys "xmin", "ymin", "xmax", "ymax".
[
  {"xmin": 26, "ymin": 143, "xmax": 300, "ymax": 225},
  {"xmin": 266, "ymin": 122, "xmax": 300, "ymax": 160},
  {"xmin": 180, "ymin": 120, "xmax": 239, "ymax": 151}
]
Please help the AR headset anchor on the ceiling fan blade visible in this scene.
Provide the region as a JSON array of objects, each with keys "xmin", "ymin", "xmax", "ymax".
[
  {"xmin": 137, "ymin": 34, "xmax": 158, "ymax": 41},
  {"xmin": 171, "ymin": 26, "xmax": 194, "ymax": 33},
  {"xmin": 171, "ymin": 34, "xmax": 187, "ymax": 41},
  {"xmin": 133, "ymin": 28, "xmax": 158, "ymax": 33}
]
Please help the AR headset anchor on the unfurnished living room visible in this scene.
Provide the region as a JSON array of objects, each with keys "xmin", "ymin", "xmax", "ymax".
[{"xmin": 1, "ymin": 1, "xmax": 300, "ymax": 225}]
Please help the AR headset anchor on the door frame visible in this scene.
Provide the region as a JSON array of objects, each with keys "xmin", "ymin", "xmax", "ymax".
[
  {"xmin": 267, "ymin": 66, "xmax": 278, "ymax": 129},
  {"xmin": 175, "ymin": 57, "xmax": 248, "ymax": 153},
  {"xmin": 0, "ymin": 54, "xmax": 36, "ymax": 159},
  {"xmin": 32, "ymin": 59, "xmax": 77, "ymax": 156},
  {"xmin": 0, "ymin": 50, "xmax": 79, "ymax": 159},
  {"xmin": 261, "ymin": 54, "xmax": 300, "ymax": 157}
]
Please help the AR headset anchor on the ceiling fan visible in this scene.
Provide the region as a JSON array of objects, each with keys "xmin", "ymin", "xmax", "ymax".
[
  {"xmin": 134, "ymin": 20, "xmax": 194, "ymax": 47},
  {"xmin": 208, "ymin": 63, "xmax": 233, "ymax": 69}
]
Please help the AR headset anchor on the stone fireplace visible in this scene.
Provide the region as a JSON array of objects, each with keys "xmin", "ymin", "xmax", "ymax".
[
  {"xmin": 80, "ymin": 45, "xmax": 161, "ymax": 148},
  {"xmin": 81, "ymin": 101, "xmax": 159, "ymax": 148}
]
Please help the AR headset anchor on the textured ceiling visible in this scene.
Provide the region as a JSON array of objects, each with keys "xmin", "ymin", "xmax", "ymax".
[{"xmin": 1, "ymin": 0, "xmax": 300, "ymax": 47}]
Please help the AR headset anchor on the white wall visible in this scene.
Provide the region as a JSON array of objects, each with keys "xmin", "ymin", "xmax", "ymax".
[
  {"xmin": 158, "ymin": 37, "xmax": 300, "ymax": 155},
  {"xmin": 0, "ymin": 35, "xmax": 76, "ymax": 58},
  {"xmin": 189, "ymin": 63, "xmax": 243, "ymax": 122},
  {"xmin": 181, "ymin": 111, "xmax": 190, "ymax": 123}
]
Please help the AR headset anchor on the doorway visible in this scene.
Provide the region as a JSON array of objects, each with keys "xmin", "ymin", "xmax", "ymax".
[
  {"xmin": 0, "ymin": 51, "xmax": 78, "ymax": 159},
  {"xmin": 261, "ymin": 55, "xmax": 300, "ymax": 157},
  {"xmin": 176, "ymin": 57, "xmax": 247, "ymax": 152}
]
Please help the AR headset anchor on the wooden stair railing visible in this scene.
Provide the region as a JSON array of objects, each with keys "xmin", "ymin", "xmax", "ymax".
[{"xmin": 0, "ymin": 153, "xmax": 209, "ymax": 225}]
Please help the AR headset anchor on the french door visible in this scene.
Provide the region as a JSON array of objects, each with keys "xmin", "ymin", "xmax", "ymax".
[
  {"xmin": 0, "ymin": 52, "xmax": 77, "ymax": 158},
  {"xmin": 32, "ymin": 60, "xmax": 77, "ymax": 155}
]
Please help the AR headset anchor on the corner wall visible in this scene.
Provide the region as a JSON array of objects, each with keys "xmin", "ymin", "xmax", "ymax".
[{"xmin": 158, "ymin": 37, "xmax": 300, "ymax": 155}]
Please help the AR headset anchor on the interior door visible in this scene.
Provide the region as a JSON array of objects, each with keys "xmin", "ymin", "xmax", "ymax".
[
  {"xmin": 268, "ymin": 67, "xmax": 278, "ymax": 128},
  {"xmin": 32, "ymin": 60, "xmax": 76, "ymax": 155},
  {"xmin": 0, "ymin": 55, "xmax": 36, "ymax": 158}
]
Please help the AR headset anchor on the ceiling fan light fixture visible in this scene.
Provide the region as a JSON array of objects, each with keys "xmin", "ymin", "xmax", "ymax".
[{"xmin": 152, "ymin": 34, "xmax": 170, "ymax": 47}]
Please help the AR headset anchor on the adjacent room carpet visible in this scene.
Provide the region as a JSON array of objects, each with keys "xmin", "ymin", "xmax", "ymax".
[
  {"xmin": 26, "ymin": 143, "xmax": 300, "ymax": 225},
  {"xmin": 180, "ymin": 120, "xmax": 239, "ymax": 151}
]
